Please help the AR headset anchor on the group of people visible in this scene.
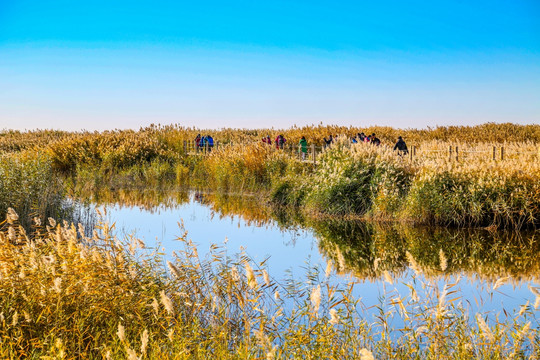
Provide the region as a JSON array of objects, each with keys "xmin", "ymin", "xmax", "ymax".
[
  {"xmin": 323, "ymin": 132, "xmax": 382, "ymax": 147},
  {"xmin": 353, "ymin": 132, "xmax": 381, "ymax": 146},
  {"xmin": 194, "ymin": 132, "xmax": 407, "ymax": 158},
  {"xmin": 260, "ymin": 134, "xmax": 309, "ymax": 159},
  {"xmin": 260, "ymin": 132, "xmax": 411, "ymax": 159},
  {"xmin": 194, "ymin": 134, "xmax": 214, "ymax": 151},
  {"xmin": 261, "ymin": 134, "xmax": 287, "ymax": 149}
]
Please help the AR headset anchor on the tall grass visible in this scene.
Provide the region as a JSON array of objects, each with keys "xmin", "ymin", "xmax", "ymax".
[
  {"xmin": 270, "ymin": 137, "xmax": 540, "ymax": 229},
  {"xmin": 3, "ymin": 123, "xmax": 540, "ymax": 156},
  {"xmin": 0, "ymin": 209, "xmax": 538, "ymax": 358},
  {"xmin": 0, "ymin": 152, "xmax": 65, "ymax": 228}
]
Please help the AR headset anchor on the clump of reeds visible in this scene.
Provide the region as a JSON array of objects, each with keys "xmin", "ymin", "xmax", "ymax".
[{"xmin": 0, "ymin": 152, "xmax": 65, "ymax": 228}]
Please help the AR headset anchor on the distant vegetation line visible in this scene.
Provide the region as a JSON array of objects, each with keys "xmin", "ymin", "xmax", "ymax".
[
  {"xmin": 1, "ymin": 122, "xmax": 540, "ymax": 153},
  {"xmin": 1, "ymin": 122, "xmax": 539, "ymax": 229}
]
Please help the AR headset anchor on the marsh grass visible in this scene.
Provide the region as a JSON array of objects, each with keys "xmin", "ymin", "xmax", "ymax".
[
  {"xmin": 285, "ymin": 138, "xmax": 540, "ymax": 229},
  {"xmin": 0, "ymin": 209, "xmax": 538, "ymax": 359},
  {"xmin": 0, "ymin": 152, "xmax": 66, "ymax": 229},
  {"xmin": 3, "ymin": 124, "xmax": 538, "ymax": 229}
]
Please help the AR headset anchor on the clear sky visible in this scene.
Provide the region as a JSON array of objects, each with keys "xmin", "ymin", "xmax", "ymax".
[{"xmin": 1, "ymin": 0, "xmax": 539, "ymax": 130}]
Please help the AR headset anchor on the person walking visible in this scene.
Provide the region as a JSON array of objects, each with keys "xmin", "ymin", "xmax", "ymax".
[
  {"xmin": 207, "ymin": 135, "xmax": 214, "ymax": 152},
  {"xmin": 262, "ymin": 135, "xmax": 272, "ymax": 145},
  {"xmin": 200, "ymin": 135, "xmax": 208, "ymax": 152},
  {"xmin": 371, "ymin": 133, "xmax": 381, "ymax": 146},
  {"xmin": 359, "ymin": 132, "xmax": 366, "ymax": 142},
  {"xmin": 194, "ymin": 134, "xmax": 201, "ymax": 152},
  {"xmin": 275, "ymin": 134, "xmax": 286, "ymax": 149},
  {"xmin": 298, "ymin": 136, "xmax": 308, "ymax": 160},
  {"xmin": 393, "ymin": 136, "xmax": 408, "ymax": 155},
  {"xmin": 323, "ymin": 134, "xmax": 333, "ymax": 148}
]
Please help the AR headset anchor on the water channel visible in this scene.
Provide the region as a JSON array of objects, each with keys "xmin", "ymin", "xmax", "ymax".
[{"xmin": 75, "ymin": 189, "xmax": 540, "ymax": 325}]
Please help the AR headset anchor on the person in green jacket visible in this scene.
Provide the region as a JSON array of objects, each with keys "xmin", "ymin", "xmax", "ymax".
[{"xmin": 298, "ymin": 136, "xmax": 308, "ymax": 160}]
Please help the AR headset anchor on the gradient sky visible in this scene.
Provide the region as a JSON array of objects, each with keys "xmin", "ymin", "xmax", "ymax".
[{"xmin": 1, "ymin": 0, "xmax": 539, "ymax": 130}]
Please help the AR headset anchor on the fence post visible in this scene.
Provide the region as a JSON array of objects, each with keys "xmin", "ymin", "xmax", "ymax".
[
  {"xmin": 501, "ymin": 146, "xmax": 505, "ymax": 161},
  {"xmin": 492, "ymin": 146, "xmax": 496, "ymax": 161},
  {"xmin": 183, "ymin": 140, "xmax": 186, "ymax": 154},
  {"xmin": 455, "ymin": 146, "xmax": 459, "ymax": 161},
  {"xmin": 413, "ymin": 145, "xmax": 417, "ymax": 157},
  {"xmin": 449, "ymin": 146, "xmax": 453, "ymax": 160},
  {"xmin": 409, "ymin": 146, "xmax": 413, "ymax": 161},
  {"xmin": 311, "ymin": 144, "xmax": 316, "ymax": 165}
]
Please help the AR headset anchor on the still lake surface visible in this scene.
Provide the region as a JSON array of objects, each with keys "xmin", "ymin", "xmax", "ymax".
[{"xmin": 84, "ymin": 190, "xmax": 539, "ymax": 322}]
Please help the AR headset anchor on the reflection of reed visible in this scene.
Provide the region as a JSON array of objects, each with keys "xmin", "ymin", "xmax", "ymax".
[
  {"xmin": 73, "ymin": 188, "xmax": 190, "ymax": 213},
  {"xmin": 193, "ymin": 191, "xmax": 275, "ymax": 228},
  {"xmin": 314, "ymin": 220, "xmax": 540, "ymax": 283},
  {"xmin": 72, "ymin": 186, "xmax": 540, "ymax": 283}
]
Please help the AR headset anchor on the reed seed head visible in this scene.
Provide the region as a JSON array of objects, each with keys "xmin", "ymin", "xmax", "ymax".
[
  {"xmin": 117, "ymin": 323, "xmax": 126, "ymax": 342},
  {"xmin": 160, "ymin": 290, "xmax": 174, "ymax": 315}
]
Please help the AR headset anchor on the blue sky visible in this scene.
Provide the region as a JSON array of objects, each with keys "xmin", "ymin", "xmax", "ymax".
[{"xmin": 1, "ymin": 0, "xmax": 539, "ymax": 130}]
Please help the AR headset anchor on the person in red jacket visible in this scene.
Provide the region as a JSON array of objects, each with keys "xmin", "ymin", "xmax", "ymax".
[
  {"xmin": 262, "ymin": 135, "xmax": 272, "ymax": 145},
  {"xmin": 275, "ymin": 134, "xmax": 286, "ymax": 149}
]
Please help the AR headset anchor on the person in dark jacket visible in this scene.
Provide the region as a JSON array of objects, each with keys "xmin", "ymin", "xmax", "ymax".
[
  {"xmin": 371, "ymin": 133, "xmax": 381, "ymax": 146},
  {"xmin": 207, "ymin": 135, "xmax": 214, "ymax": 152},
  {"xmin": 359, "ymin": 132, "xmax": 366, "ymax": 142},
  {"xmin": 393, "ymin": 136, "xmax": 408, "ymax": 155},
  {"xmin": 323, "ymin": 134, "xmax": 333, "ymax": 148}
]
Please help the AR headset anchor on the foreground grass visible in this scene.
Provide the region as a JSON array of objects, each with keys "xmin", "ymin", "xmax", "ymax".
[{"xmin": 0, "ymin": 209, "xmax": 538, "ymax": 359}]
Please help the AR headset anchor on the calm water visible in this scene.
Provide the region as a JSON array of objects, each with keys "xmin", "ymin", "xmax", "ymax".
[{"xmin": 84, "ymin": 190, "xmax": 540, "ymax": 323}]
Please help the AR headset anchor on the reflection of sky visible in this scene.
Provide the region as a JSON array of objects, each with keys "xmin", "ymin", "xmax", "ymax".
[
  {"xmin": 106, "ymin": 199, "xmax": 321, "ymax": 284},
  {"xmin": 103, "ymin": 196, "xmax": 539, "ymax": 324}
]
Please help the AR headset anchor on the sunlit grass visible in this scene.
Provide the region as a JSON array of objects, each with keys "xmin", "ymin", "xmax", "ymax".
[{"xmin": 1, "ymin": 123, "xmax": 539, "ymax": 229}]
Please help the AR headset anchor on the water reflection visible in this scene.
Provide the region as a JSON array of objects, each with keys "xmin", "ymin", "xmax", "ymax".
[
  {"xmin": 72, "ymin": 187, "xmax": 540, "ymax": 284},
  {"xmin": 75, "ymin": 187, "xmax": 190, "ymax": 212},
  {"xmin": 313, "ymin": 220, "xmax": 540, "ymax": 283}
]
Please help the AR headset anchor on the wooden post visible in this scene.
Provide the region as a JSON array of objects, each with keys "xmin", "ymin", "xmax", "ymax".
[
  {"xmin": 492, "ymin": 146, "xmax": 496, "ymax": 161},
  {"xmin": 409, "ymin": 146, "xmax": 413, "ymax": 161},
  {"xmin": 501, "ymin": 146, "xmax": 505, "ymax": 161},
  {"xmin": 183, "ymin": 140, "xmax": 187, "ymax": 154},
  {"xmin": 455, "ymin": 146, "xmax": 459, "ymax": 161},
  {"xmin": 449, "ymin": 146, "xmax": 453, "ymax": 160},
  {"xmin": 311, "ymin": 144, "xmax": 316, "ymax": 165},
  {"xmin": 413, "ymin": 145, "xmax": 416, "ymax": 157}
]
